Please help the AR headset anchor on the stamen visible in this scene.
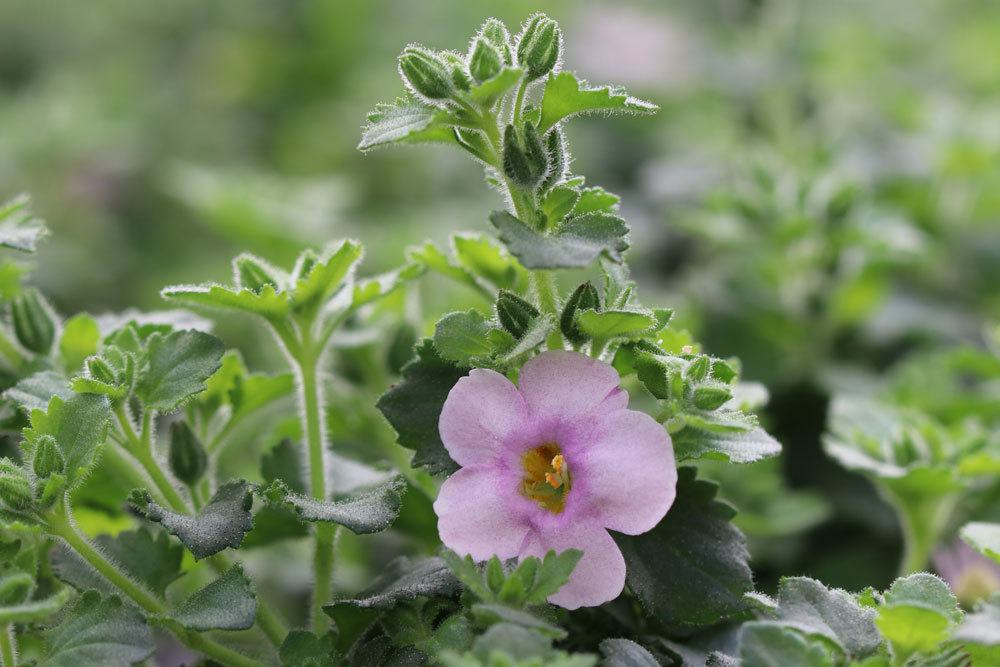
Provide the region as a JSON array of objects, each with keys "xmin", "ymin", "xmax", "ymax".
[{"xmin": 521, "ymin": 444, "xmax": 571, "ymax": 513}]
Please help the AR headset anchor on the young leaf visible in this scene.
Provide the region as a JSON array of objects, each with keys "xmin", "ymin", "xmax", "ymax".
[
  {"xmin": 376, "ymin": 339, "xmax": 464, "ymax": 475},
  {"xmin": 358, "ymin": 96, "xmax": 458, "ymax": 151},
  {"xmin": 4, "ymin": 370, "xmax": 74, "ymax": 413},
  {"xmin": 290, "ymin": 240, "xmax": 363, "ymax": 312},
  {"xmin": 527, "ymin": 549, "xmax": 584, "ymax": 605},
  {"xmin": 135, "ymin": 329, "xmax": 225, "ymax": 411},
  {"xmin": 327, "ymin": 556, "xmax": 460, "ymax": 610},
  {"xmin": 452, "ymin": 234, "xmax": 527, "ymax": 292},
  {"xmin": 614, "ymin": 467, "xmax": 753, "ymax": 631},
  {"xmin": 575, "ymin": 309, "xmax": 657, "ymax": 341},
  {"xmin": 39, "ymin": 591, "xmax": 154, "ymax": 667},
  {"xmin": 471, "ymin": 603, "xmax": 566, "ymax": 639},
  {"xmin": 469, "ymin": 66, "xmax": 523, "ymax": 106},
  {"xmin": 538, "ymin": 72, "xmax": 658, "ymax": 133},
  {"xmin": 875, "ymin": 573, "xmax": 961, "ymax": 656},
  {"xmin": 434, "ymin": 310, "xmax": 495, "ymax": 364},
  {"xmin": 59, "ymin": 313, "xmax": 101, "ymax": 373},
  {"xmin": 131, "ymin": 480, "xmax": 254, "ymax": 559},
  {"xmin": 573, "ymin": 187, "xmax": 620, "ymax": 215},
  {"xmin": 490, "ymin": 210, "xmax": 629, "ymax": 269},
  {"xmin": 23, "ymin": 393, "xmax": 111, "ymax": 488},
  {"xmin": 264, "ymin": 475, "xmax": 405, "ymax": 534},
  {"xmin": 167, "ymin": 564, "xmax": 256, "ymax": 631},
  {"xmin": 161, "ymin": 283, "xmax": 291, "ymax": 320}
]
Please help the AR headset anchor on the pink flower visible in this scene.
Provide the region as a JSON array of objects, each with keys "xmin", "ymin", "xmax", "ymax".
[{"xmin": 433, "ymin": 350, "xmax": 677, "ymax": 609}]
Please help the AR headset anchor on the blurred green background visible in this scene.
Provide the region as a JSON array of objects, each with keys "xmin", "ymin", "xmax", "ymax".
[{"xmin": 3, "ymin": 0, "xmax": 1000, "ymax": 595}]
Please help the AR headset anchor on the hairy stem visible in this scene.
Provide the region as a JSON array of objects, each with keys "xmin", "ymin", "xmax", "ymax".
[
  {"xmin": 0, "ymin": 624, "xmax": 16, "ymax": 667},
  {"xmin": 46, "ymin": 501, "xmax": 268, "ymax": 667},
  {"xmin": 887, "ymin": 489, "xmax": 958, "ymax": 576}
]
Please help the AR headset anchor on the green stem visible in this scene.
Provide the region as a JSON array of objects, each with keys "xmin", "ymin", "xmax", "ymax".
[
  {"xmin": 46, "ymin": 502, "xmax": 268, "ymax": 667},
  {"xmin": 512, "ymin": 77, "xmax": 529, "ymax": 125},
  {"xmin": 0, "ymin": 624, "xmax": 15, "ymax": 667},
  {"xmin": 887, "ymin": 489, "xmax": 958, "ymax": 576},
  {"xmin": 0, "ymin": 329, "xmax": 24, "ymax": 372},
  {"xmin": 530, "ymin": 271, "xmax": 564, "ymax": 350}
]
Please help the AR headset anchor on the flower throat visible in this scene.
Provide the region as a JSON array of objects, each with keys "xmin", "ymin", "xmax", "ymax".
[{"xmin": 521, "ymin": 443, "xmax": 571, "ymax": 513}]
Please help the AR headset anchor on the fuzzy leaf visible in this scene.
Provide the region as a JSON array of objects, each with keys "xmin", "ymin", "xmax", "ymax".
[
  {"xmin": 738, "ymin": 622, "xmax": 834, "ymax": 667},
  {"xmin": 875, "ymin": 573, "xmax": 961, "ymax": 655},
  {"xmin": 52, "ymin": 528, "xmax": 184, "ymax": 598},
  {"xmin": 4, "ymin": 371, "xmax": 74, "ymax": 413},
  {"xmin": 470, "ymin": 66, "xmax": 523, "ymax": 105},
  {"xmin": 135, "ymin": 329, "xmax": 225, "ymax": 411},
  {"xmin": 673, "ymin": 426, "xmax": 782, "ymax": 464},
  {"xmin": 770, "ymin": 577, "xmax": 880, "ymax": 659},
  {"xmin": 0, "ymin": 194, "xmax": 47, "ymax": 253},
  {"xmin": 614, "ymin": 467, "xmax": 753, "ymax": 630},
  {"xmin": 132, "ymin": 480, "xmax": 253, "ymax": 559},
  {"xmin": 161, "ymin": 283, "xmax": 290, "ymax": 319},
  {"xmin": 961, "ymin": 522, "xmax": 1000, "ymax": 565},
  {"xmin": 953, "ymin": 595, "xmax": 1000, "ymax": 650},
  {"xmin": 573, "ymin": 187, "xmax": 620, "ymax": 215},
  {"xmin": 434, "ymin": 310, "xmax": 494, "ymax": 364},
  {"xmin": 575, "ymin": 309, "xmax": 656, "ymax": 341},
  {"xmin": 39, "ymin": 591, "xmax": 154, "ymax": 667},
  {"xmin": 377, "ymin": 339, "xmax": 463, "ymax": 474},
  {"xmin": 266, "ymin": 475, "xmax": 405, "ymax": 534},
  {"xmin": 452, "ymin": 234, "xmax": 527, "ymax": 291},
  {"xmin": 351, "ymin": 262, "xmax": 424, "ymax": 308},
  {"xmin": 291, "ymin": 241, "xmax": 363, "ymax": 311},
  {"xmin": 280, "ymin": 630, "xmax": 338, "ymax": 667},
  {"xmin": 327, "ymin": 556, "xmax": 460, "ymax": 610},
  {"xmin": 358, "ymin": 97, "xmax": 459, "ymax": 151},
  {"xmin": 167, "ymin": 564, "xmax": 256, "ymax": 631},
  {"xmin": 490, "ymin": 210, "xmax": 628, "ymax": 269},
  {"xmin": 0, "ymin": 588, "xmax": 72, "ymax": 624},
  {"xmin": 538, "ymin": 71, "xmax": 658, "ymax": 133},
  {"xmin": 599, "ymin": 639, "xmax": 659, "ymax": 667},
  {"xmin": 23, "ymin": 393, "xmax": 111, "ymax": 488}
]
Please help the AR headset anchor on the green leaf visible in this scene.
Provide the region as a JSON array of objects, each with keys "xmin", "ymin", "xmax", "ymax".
[
  {"xmin": 131, "ymin": 480, "xmax": 253, "ymax": 559},
  {"xmin": 0, "ymin": 194, "xmax": 47, "ymax": 253},
  {"xmin": 542, "ymin": 186, "xmax": 581, "ymax": 225},
  {"xmin": 434, "ymin": 310, "xmax": 494, "ymax": 364},
  {"xmin": 351, "ymin": 262, "xmax": 424, "ymax": 308},
  {"xmin": 161, "ymin": 282, "xmax": 290, "ymax": 320},
  {"xmin": 673, "ymin": 426, "xmax": 782, "ymax": 464},
  {"xmin": 52, "ymin": 528, "xmax": 184, "ymax": 598},
  {"xmin": 614, "ymin": 467, "xmax": 753, "ymax": 631},
  {"xmin": 469, "ymin": 66, "xmax": 523, "ymax": 106},
  {"xmin": 738, "ymin": 622, "xmax": 835, "ymax": 667},
  {"xmin": 39, "ymin": 591, "xmax": 154, "ymax": 667},
  {"xmin": 265, "ymin": 475, "xmax": 405, "ymax": 534},
  {"xmin": 0, "ymin": 588, "xmax": 72, "ymax": 623},
  {"xmin": 575, "ymin": 309, "xmax": 656, "ymax": 341},
  {"xmin": 953, "ymin": 595, "xmax": 1000, "ymax": 651},
  {"xmin": 376, "ymin": 339, "xmax": 463, "ymax": 474},
  {"xmin": 490, "ymin": 210, "xmax": 629, "ymax": 269},
  {"xmin": 408, "ymin": 241, "xmax": 483, "ymax": 295},
  {"xmin": 291, "ymin": 241, "xmax": 363, "ymax": 312},
  {"xmin": 358, "ymin": 96, "xmax": 459, "ymax": 151},
  {"xmin": 4, "ymin": 370, "xmax": 74, "ymax": 413},
  {"xmin": 280, "ymin": 630, "xmax": 338, "ymax": 667},
  {"xmin": 875, "ymin": 573, "xmax": 961, "ymax": 656},
  {"xmin": 471, "ymin": 603, "xmax": 566, "ymax": 639},
  {"xmin": 166, "ymin": 564, "xmax": 256, "ymax": 631},
  {"xmin": 538, "ymin": 71, "xmax": 658, "ymax": 133},
  {"xmin": 327, "ymin": 556, "xmax": 460, "ymax": 611},
  {"xmin": 599, "ymin": 639, "xmax": 659, "ymax": 667},
  {"xmin": 23, "ymin": 393, "xmax": 111, "ymax": 489},
  {"xmin": 961, "ymin": 522, "xmax": 1000, "ymax": 565},
  {"xmin": 573, "ymin": 187, "xmax": 620, "ymax": 215},
  {"xmin": 527, "ymin": 549, "xmax": 584, "ymax": 605},
  {"xmin": 770, "ymin": 577, "xmax": 881, "ymax": 659},
  {"xmin": 59, "ymin": 314, "xmax": 101, "ymax": 373},
  {"xmin": 135, "ymin": 329, "xmax": 226, "ymax": 411},
  {"xmin": 452, "ymin": 234, "xmax": 527, "ymax": 291}
]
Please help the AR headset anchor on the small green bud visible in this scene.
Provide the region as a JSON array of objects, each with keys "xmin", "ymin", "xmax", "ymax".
[
  {"xmin": 469, "ymin": 37, "xmax": 503, "ymax": 83},
  {"xmin": 32, "ymin": 434, "xmax": 64, "ymax": 478},
  {"xmin": 686, "ymin": 356, "xmax": 710, "ymax": 382},
  {"xmin": 692, "ymin": 384, "xmax": 733, "ymax": 410},
  {"xmin": 503, "ymin": 122, "xmax": 548, "ymax": 189},
  {"xmin": 486, "ymin": 556, "xmax": 505, "ymax": 593},
  {"xmin": 87, "ymin": 355, "xmax": 118, "ymax": 384},
  {"xmin": 234, "ymin": 254, "xmax": 281, "ymax": 293},
  {"xmin": 540, "ymin": 128, "xmax": 568, "ymax": 191},
  {"xmin": 169, "ymin": 421, "xmax": 208, "ymax": 487},
  {"xmin": 496, "ymin": 290, "xmax": 540, "ymax": 339},
  {"xmin": 440, "ymin": 51, "xmax": 472, "ymax": 92},
  {"xmin": 0, "ymin": 459, "xmax": 32, "ymax": 511},
  {"xmin": 517, "ymin": 13, "xmax": 561, "ymax": 80},
  {"xmin": 398, "ymin": 45, "xmax": 454, "ymax": 101},
  {"xmin": 560, "ymin": 282, "xmax": 601, "ymax": 345},
  {"xmin": 0, "ymin": 572, "xmax": 33, "ymax": 606},
  {"xmin": 292, "ymin": 249, "xmax": 319, "ymax": 283},
  {"xmin": 11, "ymin": 287, "xmax": 57, "ymax": 355},
  {"xmin": 635, "ymin": 354, "xmax": 674, "ymax": 400},
  {"xmin": 481, "ymin": 18, "xmax": 513, "ymax": 65},
  {"xmin": 35, "ymin": 473, "xmax": 66, "ymax": 509}
]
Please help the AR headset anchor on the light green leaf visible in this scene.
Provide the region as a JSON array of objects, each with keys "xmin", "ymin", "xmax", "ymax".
[
  {"xmin": 875, "ymin": 573, "xmax": 961, "ymax": 655},
  {"xmin": 39, "ymin": 591, "xmax": 154, "ymax": 667},
  {"xmin": 161, "ymin": 283, "xmax": 290, "ymax": 319},
  {"xmin": 469, "ymin": 66, "xmax": 523, "ymax": 105},
  {"xmin": 961, "ymin": 522, "xmax": 1000, "ymax": 565},
  {"xmin": 0, "ymin": 194, "xmax": 48, "ymax": 253},
  {"xmin": 4, "ymin": 371, "xmax": 73, "ymax": 413},
  {"xmin": 59, "ymin": 314, "xmax": 101, "ymax": 373},
  {"xmin": 23, "ymin": 393, "xmax": 111, "ymax": 488},
  {"xmin": 358, "ymin": 97, "xmax": 459, "ymax": 151},
  {"xmin": 673, "ymin": 426, "xmax": 782, "ymax": 464},
  {"xmin": 496, "ymin": 314, "xmax": 554, "ymax": 364},
  {"xmin": 265, "ymin": 475, "xmax": 405, "ymax": 534},
  {"xmin": 542, "ymin": 186, "xmax": 581, "ymax": 224},
  {"xmin": 573, "ymin": 187, "xmax": 620, "ymax": 215},
  {"xmin": 291, "ymin": 241, "xmax": 363, "ymax": 312},
  {"xmin": 575, "ymin": 309, "xmax": 656, "ymax": 341},
  {"xmin": 131, "ymin": 481, "xmax": 253, "ymax": 559},
  {"xmin": 953, "ymin": 595, "xmax": 1000, "ymax": 650},
  {"xmin": 408, "ymin": 241, "xmax": 483, "ymax": 294},
  {"xmin": 434, "ymin": 310, "xmax": 494, "ymax": 364},
  {"xmin": 452, "ymin": 233, "xmax": 528, "ymax": 291},
  {"xmin": 538, "ymin": 71, "xmax": 657, "ymax": 133},
  {"xmin": 351, "ymin": 262, "xmax": 423, "ymax": 308},
  {"xmin": 167, "ymin": 564, "xmax": 256, "ymax": 631},
  {"xmin": 135, "ymin": 329, "xmax": 225, "ymax": 411},
  {"xmin": 490, "ymin": 210, "xmax": 629, "ymax": 269},
  {"xmin": 0, "ymin": 587, "xmax": 72, "ymax": 623}
]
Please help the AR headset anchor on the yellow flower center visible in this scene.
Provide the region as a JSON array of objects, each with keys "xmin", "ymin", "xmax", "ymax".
[{"xmin": 521, "ymin": 443, "xmax": 571, "ymax": 513}]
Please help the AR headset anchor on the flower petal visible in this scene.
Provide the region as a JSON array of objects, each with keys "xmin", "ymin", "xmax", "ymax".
[
  {"xmin": 434, "ymin": 466, "xmax": 530, "ymax": 561},
  {"xmin": 520, "ymin": 524, "xmax": 626, "ymax": 609},
  {"xmin": 573, "ymin": 409, "xmax": 676, "ymax": 535},
  {"xmin": 518, "ymin": 351, "xmax": 623, "ymax": 421},
  {"xmin": 439, "ymin": 368, "xmax": 528, "ymax": 467}
]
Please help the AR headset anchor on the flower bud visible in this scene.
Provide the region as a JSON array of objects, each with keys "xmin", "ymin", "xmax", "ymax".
[
  {"xmin": 481, "ymin": 18, "xmax": 513, "ymax": 65},
  {"xmin": 398, "ymin": 46, "xmax": 454, "ymax": 101},
  {"xmin": 440, "ymin": 52, "xmax": 472, "ymax": 92},
  {"xmin": 11, "ymin": 287, "xmax": 56, "ymax": 355},
  {"xmin": 540, "ymin": 128, "xmax": 568, "ymax": 192},
  {"xmin": 692, "ymin": 384, "xmax": 733, "ymax": 411},
  {"xmin": 32, "ymin": 434, "xmax": 64, "ymax": 479},
  {"xmin": 686, "ymin": 355, "xmax": 710, "ymax": 382},
  {"xmin": 496, "ymin": 290, "xmax": 540, "ymax": 339},
  {"xmin": 0, "ymin": 459, "xmax": 32, "ymax": 511},
  {"xmin": 169, "ymin": 421, "xmax": 208, "ymax": 487},
  {"xmin": 560, "ymin": 282, "xmax": 601, "ymax": 345},
  {"xmin": 503, "ymin": 122, "xmax": 548, "ymax": 189},
  {"xmin": 469, "ymin": 37, "xmax": 503, "ymax": 83},
  {"xmin": 35, "ymin": 473, "xmax": 65, "ymax": 509},
  {"xmin": 517, "ymin": 14, "xmax": 561, "ymax": 80},
  {"xmin": 234, "ymin": 254, "xmax": 280, "ymax": 293},
  {"xmin": 87, "ymin": 355, "xmax": 118, "ymax": 384}
]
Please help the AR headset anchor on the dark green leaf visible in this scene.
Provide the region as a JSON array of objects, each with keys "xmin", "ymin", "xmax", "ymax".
[
  {"xmin": 490, "ymin": 210, "xmax": 629, "ymax": 269},
  {"xmin": 167, "ymin": 564, "xmax": 256, "ymax": 631},
  {"xmin": 327, "ymin": 556, "xmax": 460, "ymax": 611},
  {"xmin": 280, "ymin": 630, "xmax": 338, "ymax": 667},
  {"xmin": 770, "ymin": 577, "xmax": 880, "ymax": 659},
  {"xmin": 265, "ymin": 475, "xmax": 405, "ymax": 534},
  {"xmin": 615, "ymin": 467, "xmax": 753, "ymax": 630},
  {"xmin": 738, "ymin": 622, "xmax": 835, "ymax": 667},
  {"xmin": 599, "ymin": 638, "xmax": 659, "ymax": 667},
  {"xmin": 39, "ymin": 591, "xmax": 154, "ymax": 667},
  {"xmin": 135, "ymin": 329, "xmax": 225, "ymax": 411},
  {"xmin": 23, "ymin": 393, "xmax": 111, "ymax": 488}
]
